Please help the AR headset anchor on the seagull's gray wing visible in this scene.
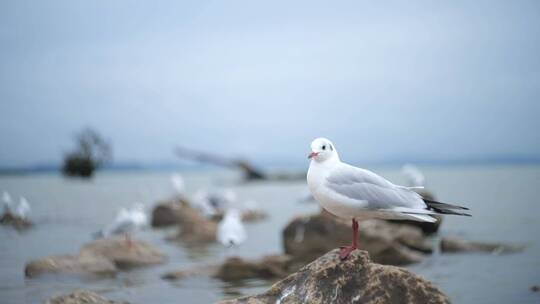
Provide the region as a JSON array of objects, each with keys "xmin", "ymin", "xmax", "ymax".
[{"xmin": 325, "ymin": 164, "xmax": 426, "ymax": 210}]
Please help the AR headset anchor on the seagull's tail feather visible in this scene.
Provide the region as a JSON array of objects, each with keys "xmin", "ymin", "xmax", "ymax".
[
  {"xmin": 423, "ymin": 199, "xmax": 471, "ymax": 216},
  {"xmin": 404, "ymin": 213, "xmax": 437, "ymax": 223}
]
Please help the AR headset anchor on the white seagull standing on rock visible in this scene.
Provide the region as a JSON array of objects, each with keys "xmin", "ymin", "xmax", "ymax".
[
  {"xmin": 94, "ymin": 203, "xmax": 148, "ymax": 247},
  {"xmin": 307, "ymin": 138, "xmax": 470, "ymax": 260},
  {"xmin": 217, "ymin": 209, "xmax": 247, "ymax": 247}
]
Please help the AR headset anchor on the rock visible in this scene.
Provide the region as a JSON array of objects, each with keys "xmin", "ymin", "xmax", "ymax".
[
  {"xmin": 440, "ymin": 237, "xmax": 524, "ymax": 254},
  {"xmin": 162, "ymin": 255, "xmax": 296, "ymax": 282},
  {"xmin": 0, "ymin": 211, "xmax": 33, "ymax": 230},
  {"xmin": 80, "ymin": 238, "xmax": 167, "ymax": 269},
  {"xmin": 214, "ymin": 255, "xmax": 292, "ymax": 281},
  {"xmin": 25, "ymin": 254, "xmax": 116, "ymax": 278},
  {"xmin": 44, "ymin": 289, "xmax": 128, "ymax": 304},
  {"xmin": 283, "ymin": 211, "xmax": 431, "ymax": 266},
  {"xmin": 387, "ymin": 191, "xmax": 442, "ymax": 235},
  {"xmin": 531, "ymin": 285, "xmax": 540, "ymax": 292},
  {"xmin": 151, "ymin": 199, "xmax": 190, "ymax": 227},
  {"xmin": 218, "ymin": 249, "xmax": 450, "ymax": 304},
  {"xmin": 168, "ymin": 209, "xmax": 217, "ymax": 243},
  {"xmin": 212, "ymin": 210, "xmax": 269, "ymax": 223}
]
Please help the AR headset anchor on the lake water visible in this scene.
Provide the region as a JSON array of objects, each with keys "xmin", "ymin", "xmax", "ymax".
[{"xmin": 1, "ymin": 165, "xmax": 539, "ymax": 303}]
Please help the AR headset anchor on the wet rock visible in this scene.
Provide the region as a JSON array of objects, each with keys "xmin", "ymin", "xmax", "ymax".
[
  {"xmin": 387, "ymin": 191, "xmax": 442, "ymax": 235},
  {"xmin": 167, "ymin": 208, "xmax": 217, "ymax": 243},
  {"xmin": 440, "ymin": 237, "xmax": 524, "ymax": 254},
  {"xmin": 162, "ymin": 255, "xmax": 296, "ymax": 282},
  {"xmin": 283, "ymin": 211, "xmax": 431, "ymax": 266},
  {"xmin": 80, "ymin": 238, "xmax": 167, "ymax": 269},
  {"xmin": 25, "ymin": 254, "xmax": 116, "ymax": 278},
  {"xmin": 212, "ymin": 210, "xmax": 268, "ymax": 223},
  {"xmin": 0, "ymin": 211, "xmax": 33, "ymax": 230},
  {"xmin": 218, "ymin": 249, "xmax": 450, "ymax": 304},
  {"xmin": 44, "ymin": 289, "xmax": 128, "ymax": 304},
  {"xmin": 214, "ymin": 255, "xmax": 292, "ymax": 281},
  {"xmin": 151, "ymin": 199, "xmax": 191, "ymax": 227}
]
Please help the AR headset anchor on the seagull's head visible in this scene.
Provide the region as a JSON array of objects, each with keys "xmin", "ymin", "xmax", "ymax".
[{"xmin": 308, "ymin": 138, "xmax": 339, "ymax": 163}]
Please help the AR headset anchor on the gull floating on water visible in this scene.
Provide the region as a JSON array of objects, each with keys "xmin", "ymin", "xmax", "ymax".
[
  {"xmin": 217, "ymin": 209, "xmax": 247, "ymax": 247},
  {"xmin": 401, "ymin": 164, "xmax": 426, "ymax": 188},
  {"xmin": 307, "ymin": 137, "xmax": 470, "ymax": 260},
  {"xmin": 94, "ymin": 203, "xmax": 148, "ymax": 246}
]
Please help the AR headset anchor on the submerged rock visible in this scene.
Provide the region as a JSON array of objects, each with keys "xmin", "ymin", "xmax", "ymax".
[
  {"xmin": 0, "ymin": 211, "xmax": 32, "ymax": 230},
  {"xmin": 80, "ymin": 238, "xmax": 167, "ymax": 269},
  {"xmin": 25, "ymin": 238, "xmax": 166, "ymax": 277},
  {"xmin": 44, "ymin": 289, "xmax": 128, "ymax": 304},
  {"xmin": 219, "ymin": 249, "xmax": 450, "ymax": 304},
  {"xmin": 440, "ymin": 237, "xmax": 524, "ymax": 254},
  {"xmin": 25, "ymin": 254, "xmax": 116, "ymax": 278},
  {"xmin": 283, "ymin": 211, "xmax": 431, "ymax": 266},
  {"xmin": 162, "ymin": 255, "xmax": 296, "ymax": 282},
  {"xmin": 214, "ymin": 255, "xmax": 292, "ymax": 281}
]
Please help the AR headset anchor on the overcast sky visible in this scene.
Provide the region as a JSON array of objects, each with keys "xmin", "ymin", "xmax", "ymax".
[{"xmin": 1, "ymin": 1, "xmax": 539, "ymax": 168}]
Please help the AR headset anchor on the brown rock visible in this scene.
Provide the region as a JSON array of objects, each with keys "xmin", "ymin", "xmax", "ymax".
[
  {"xmin": 218, "ymin": 249, "xmax": 450, "ymax": 304},
  {"xmin": 240, "ymin": 210, "xmax": 268, "ymax": 222},
  {"xmin": 151, "ymin": 199, "xmax": 191, "ymax": 227},
  {"xmin": 162, "ymin": 255, "xmax": 296, "ymax": 282},
  {"xmin": 80, "ymin": 238, "xmax": 167, "ymax": 269},
  {"xmin": 0, "ymin": 211, "xmax": 33, "ymax": 230},
  {"xmin": 43, "ymin": 289, "xmax": 128, "ymax": 304},
  {"xmin": 214, "ymin": 255, "xmax": 292, "ymax": 281},
  {"xmin": 24, "ymin": 254, "xmax": 116, "ymax": 278},
  {"xmin": 440, "ymin": 237, "xmax": 524, "ymax": 254},
  {"xmin": 283, "ymin": 211, "xmax": 431, "ymax": 266}
]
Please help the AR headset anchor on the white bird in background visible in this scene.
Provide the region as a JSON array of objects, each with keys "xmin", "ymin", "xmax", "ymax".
[
  {"xmin": 401, "ymin": 164, "xmax": 426, "ymax": 188},
  {"xmin": 14, "ymin": 197, "xmax": 31, "ymax": 219},
  {"xmin": 94, "ymin": 203, "xmax": 148, "ymax": 247},
  {"xmin": 217, "ymin": 209, "xmax": 247, "ymax": 247},
  {"xmin": 192, "ymin": 188, "xmax": 237, "ymax": 218},
  {"xmin": 2, "ymin": 191, "xmax": 12, "ymax": 212},
  {"xmin": 170, "ymin": 173, "xmax": 186, "ymax": 196},
  {"xmin": 307, "ymin": 137, "xmax": 470, "ymax": 260}
]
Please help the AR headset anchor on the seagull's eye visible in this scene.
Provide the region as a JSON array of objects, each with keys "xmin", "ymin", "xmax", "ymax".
[{"xmin": 322, "ymin": 145, "xmax": 326, "ymax": 150}]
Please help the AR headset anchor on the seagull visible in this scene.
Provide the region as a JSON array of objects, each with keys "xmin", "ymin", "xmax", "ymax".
[
  {"xmin": 14, "ymin": 197, "xmax": 31, "ymax": 219},
  {"xmin": 170, "ymin": 173, "xmax": 186, "ymax": 196},
  {"xmin": 217, "ymin": 209, "xmax": 247, "ymax": 247},
  {"xmin": 307, "ymin": 137, "xmax": 470, "ymax": 260},
  {"xmin": 192, "ymin": 188, "xmax": 237, "ymax": 218},
  {"xmin": 94, "ymin": 203, "xmax": 148, "ymax": 247},
  {"xmin": 401, "ymin": 164, "xmax": 425, "ymax": 188},
  {"xmin": 2, "ymin": 191, "xmax": 12, "ymax": 213}
]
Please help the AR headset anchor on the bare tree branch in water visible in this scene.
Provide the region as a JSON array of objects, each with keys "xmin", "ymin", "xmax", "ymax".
[
  {"xmin": 174, "ymin": 146, "xmax": 266, "ymax": 181},
  {"xmin": 62, "ymin": 128, "xmax": 112, "ymax": 178}
]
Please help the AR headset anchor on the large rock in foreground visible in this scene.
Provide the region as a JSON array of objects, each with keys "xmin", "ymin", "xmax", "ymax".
[
  {"xmin": 219, "ymin": 249, "xmax": 450, "ymax": 304},
  {"xmin": 44, "ymin": 289, "xmax": 128, "ymax": 304},
  {"xmin": 283, "ymin": 212, "xmax": 431, "ymax": 266}
]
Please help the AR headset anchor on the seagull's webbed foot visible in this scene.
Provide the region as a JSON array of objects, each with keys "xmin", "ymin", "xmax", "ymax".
[{"xmin": 339, "ymin": 245, "xmax": 357, "ymax": 260}]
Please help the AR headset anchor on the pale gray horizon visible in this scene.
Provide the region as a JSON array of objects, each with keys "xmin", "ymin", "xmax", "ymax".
[{"xmin": 1, "ymin": 1, "xmax": 539, "ymax": 168}]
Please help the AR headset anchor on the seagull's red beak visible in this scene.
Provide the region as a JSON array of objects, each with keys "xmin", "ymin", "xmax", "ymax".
[{"xmin": 308, "ymin": 152, "xmax": 319, "ymax": 159}]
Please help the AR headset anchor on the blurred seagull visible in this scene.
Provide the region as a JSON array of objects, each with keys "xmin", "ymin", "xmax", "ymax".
[
  {"xmin": 307, "ymin": 137, "xmax": 470, "ymax": 260},
  {"xmin": 192, "ymin": 188, "xmax": 237, "ymax": 218},
  {"xmin": 401, "ymin": 164, "xmax": 425, "ymax": 188},
  {"xmin": 2, "ymin": 191, "xmax": 12, "ymax": 212},
  {"xmin": 170, "ymin": 173, "xmax": 186, "ymax": 196},
  {"xmin": 217, "ymin": 209, "xmax": 247, "ymax": 247},
  {"xmin": 14, "ymin": 196, "xmax": 31, "ymax": 219},
  {"xmin": 94, "ymin": 203, "xmax": 148, "ymax": 247}
]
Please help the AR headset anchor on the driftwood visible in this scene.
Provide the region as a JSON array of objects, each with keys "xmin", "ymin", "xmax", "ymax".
[{"xmin": 174, "ymin": 146, "xmax": 266, "ymax": 180}]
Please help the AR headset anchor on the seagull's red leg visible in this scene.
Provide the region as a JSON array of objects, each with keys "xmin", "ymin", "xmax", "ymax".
[{"xmin": 339, "ymin": 219, "xmax": 358, "ymax": 260}]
